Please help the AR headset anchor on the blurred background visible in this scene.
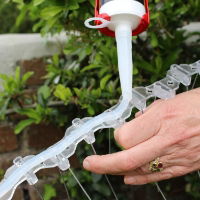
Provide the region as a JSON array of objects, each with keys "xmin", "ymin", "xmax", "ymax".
[{"xmin": 0, "ymin": 0, "xmax": 200, "ymax": 199}]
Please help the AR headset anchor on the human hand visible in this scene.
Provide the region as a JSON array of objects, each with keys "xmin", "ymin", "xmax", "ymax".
[{"xmin": 83, "ymin": 88, "xmax": 200, "ymax": 185}]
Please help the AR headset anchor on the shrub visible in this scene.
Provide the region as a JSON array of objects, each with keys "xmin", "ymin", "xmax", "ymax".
[{"xmin": 0, "ymin": 0, "xmax": 200, "ymax": 199}]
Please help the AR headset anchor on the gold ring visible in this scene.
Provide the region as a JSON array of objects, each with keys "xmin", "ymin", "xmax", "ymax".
[{"xmin": 149, "ymin": 158, "xmax": 163, "ymax": 173}]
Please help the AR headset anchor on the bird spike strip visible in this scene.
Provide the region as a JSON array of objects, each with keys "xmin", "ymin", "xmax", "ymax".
[{"xmin": 0, "ymin": 60, "xmax": 199, "ymax": 200}]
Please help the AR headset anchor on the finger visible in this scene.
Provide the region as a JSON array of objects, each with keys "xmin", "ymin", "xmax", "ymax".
[
  {"xmin": 124, "ymin": 172, "xmax": 173, "ymax": 185},
  {"xmin": 124, "ymin": 154, "xmax": 178, "ymax": 176},
  {"xmin": 135, "ymin": 111, "xmax": 142, "ymax": 118},
  {"xmin": 135, "ymin": 99, "xmax": 163, "ymax": 118},
  {"xmin": 119, "ymin": 157, "xmax": 171, "ymax": 176},
  {"xmin": 83, "ymin": 135, "xmax": 163, "ymax": 174},
  {"xmin": 123, "ymin": 166, "xmax": 151, "ymax": 176},
  {"xmin": 114, "ymin": 105, "xmax": 162, "ymax": 149},
  {"xmin": 115, "ymin": 166, "xmax": 151, "ymax": 176},
  {"xmin": 124, "ymin": 166, "xmax": 188, "ymax": 185}
]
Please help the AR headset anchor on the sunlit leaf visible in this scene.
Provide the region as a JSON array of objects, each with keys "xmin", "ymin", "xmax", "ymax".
[
  {"xmin": 33, "ymin": 0, "xmax": 45, "ymax": 6},
  {"xmin": 15, "ymin": 119, "xmax": 36, "ymax": 134}
]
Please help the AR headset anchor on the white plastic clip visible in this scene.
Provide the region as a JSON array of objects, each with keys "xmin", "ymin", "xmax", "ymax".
[
  {"xmin": 190, "ymin": 60, "xmax": 200, "ymax": 75},
  {"xmin": 153, "ymin": 84, "xmax": 175, "ymax": 100},
  {"xmin": 168, "ymin": 64, "xmax": 191, "ymax": 86},
  {"xmin": 13, "ymin": 157, "xmax": 38, "ymax": 185},
  {"xmin": 72, "ymin": 118, "xmax": 83, "ymax": 127},
  {"xmin": 56, "ymin": 154, "xmax": 70, "ymax": 171},
  {"xmin": 132, "ymin": 87, "xmax": 148, "ymax": 111},
  {"xmin": 84, "ymin": 132, "xmax": 96, "ymax": 144},
  {"xmin": 84, "ymin": 17, "xmax": 111, "ymax": 29},
  {"xmin": 113, "ymin": 118, "xmax": 125, "ymax": 129}
]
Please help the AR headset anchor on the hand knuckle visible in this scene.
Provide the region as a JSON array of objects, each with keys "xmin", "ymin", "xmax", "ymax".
[
  {"xmin": 161, "ymin": 102, "xmax": 177, "ymax": 120},
  {"xmin": 114, "ymin": 127, "xmax": 128, "ymax": 148}
]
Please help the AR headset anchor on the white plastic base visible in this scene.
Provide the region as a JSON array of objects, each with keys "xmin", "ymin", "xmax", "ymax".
[
  {"xmin": 100, "ymin": 0, "xmax": 146, "ymax": 32},
  {"xmin": 100, "ymin": 0, "xmax": 145, "ymax": 18}
]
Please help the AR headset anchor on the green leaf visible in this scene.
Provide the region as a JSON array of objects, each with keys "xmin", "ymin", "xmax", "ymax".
[
  {"xmin": 15, "ymin": 4, "xmax": 28, "ymax": 28},
  {"xmin": 33, "ymin": 0, "xmax": 45, "ymax": 6},
  {"xmin": 15, "ymin": 119, "xmax": 36, "ymax": 134},
  {"xmin": 150, "ymin": 32, "xmax": 159, "ymax": 48},
  {"xmin": 100, "ymin": 75, "xmax": 112, "ymax": 89},
  {"xmin": 164, "ymin": 49, "xmax": 182, "ymax": 67},
  {"xmin": 133, "ymin": 66, "xmax": 139, "ymax": 75},
  {"xmin": 15, "ymin": 67, "xmax": 20, "ymax": 83},
  {"xmin": 138, "ymin": 60, "xmax": 155, "ymax": 73},
  {"xmin": 38, "ymin": 85, "xmax": 51, "ymax": 99},
  {"xmin": 22, "ymin": 71, "xmax": 34, "ymax": 84},
  {"xmin": 54, "ymin": 84, "xmax": 73, "ymax": 103},
  {"xmin": 17, "ymin": 108, "xmax": 42, "ymax": 122},
  {"xmin": 155, "ymin": 56, "xmax": 163, "ymax": 71},
  {"xmin": 87, "ymin": 105, "xmax": 95, "ymax": 116},
  {"xmin": 74, "ymin": 88, "xmax": 81, "ymax": 97},
  {"xmin": 52, "ymin": 54, "xmax": 59, "ymax": 66},
  {"xmin": 91, "ymin": 88, "xmax": 101, "ymax": 98},
  {"xmin": 43, "ymin": 184, "xmax": 56, "ymax": 200},
  {"xmin": 81, "ymin": 64, "xmax": 101, "ymax": 72},
  {"xmin": 12, "ymin": 0, "xmax": 24, "ymax": 5},
  {"xmin": 68, "ymin": 1, "xmax": 79, "ymax": 10},
  {"xmin": 89, "ymin": 0, "xmax": 95, "ymax": 7},
  {"xmin": 0, "ymin": 169, "xmax": 4, "ymax": 179},
  {"xmin": 0, "ymin": 74, "xmax": 9, "ymax": 82},
  {"xmin": 40, "ymin": 6, "xmax": 64, "ymax": 19},
  {"xmin": 0, "ymin": 98, "xmax": 10, "ymax": 120}
]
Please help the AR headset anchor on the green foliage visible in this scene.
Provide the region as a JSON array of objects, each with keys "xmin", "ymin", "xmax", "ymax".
[
  {"xmin": 8, "ymin": 0, "xmax": 93, "ymax": 34},
  {"xmin": 0, "ymin": 169, "xmax": 4, "ymax": 180},
  {"xmin": 54, "ymin": 84, "xmax": 73, "ymax": 104},
  {"xmin": 0, "ymin": 0, "xmax": 35, "ymax": 33},
  {"xmin": 0, "ymin": 1, "xmax": 18, "ymax": 33},
  {"xmin": 0, "ymin": 67, "xmax": 33, "ymax": 96},
  {"xmin": 0, "ymin": 0, "xmax": 200, "ymax": 199},
  {"xmin": 43, "ymin": 184, "xmax": 57, "ymax": 200},
  {"xmin": 38, "ymin": 85, "xmax": 51, "ymax": 100},
  {"xmin": 0, "ymin": 67, "xmax": 34, "ymax": 120},
  {"xmin": 15, "ymin": 104, "xmax": 52, "ymax": 134},
  {"xmin": 185, "ymin": 174, "xmax": 200, "ymax": 199},
  {"xmin": 62, "ymin": 169, "xmax": 112, "ymax": 200}
]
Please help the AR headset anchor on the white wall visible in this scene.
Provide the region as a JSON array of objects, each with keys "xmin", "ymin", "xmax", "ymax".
[{"xmin": 0, "ymin": 33, "xmax": 68, "ymax": 75}]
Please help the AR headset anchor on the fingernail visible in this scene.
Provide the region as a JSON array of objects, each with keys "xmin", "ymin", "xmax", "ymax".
[
  {"xmin": 125, "ymin": 177, "xmax": 135, "ymax": 184},
  {"xmin": 83, "ymin": 159, "xmax": 90, "ymax": 170}
]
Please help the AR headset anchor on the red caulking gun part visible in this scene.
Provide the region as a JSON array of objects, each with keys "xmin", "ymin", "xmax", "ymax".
[{"xmin": 95, "ymin": 0, "xmax": 150, "ymax": 37}]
